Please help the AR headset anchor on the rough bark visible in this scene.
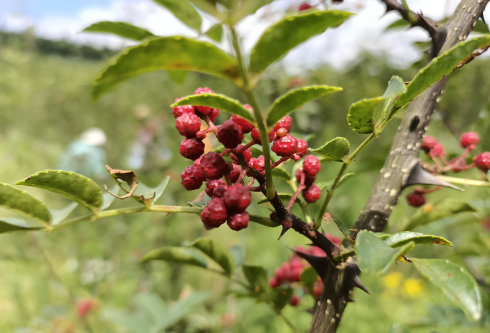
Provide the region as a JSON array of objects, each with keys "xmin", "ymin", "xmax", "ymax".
[{"xmin": 309, "ymin": 0, "xmax": 489, "ymax": 332}]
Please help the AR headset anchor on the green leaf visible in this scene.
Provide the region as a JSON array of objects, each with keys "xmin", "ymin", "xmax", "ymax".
[
  {"xmin": 50, "ymin": 202, "xmax": 78, "ymax": 226},
  {"xmin": 269, "ymin": 287, "xmax": 293, "ymax": 310},
  {"xmin": 347, "ymin": 76, "xmax": 406, "ymax": 134},
  {"xmin": 230, "ymin": 0, "xmax": 272, "ymax": 23},
  {"xmin": 374, "ymin": 232, "xmax": 391, "ymax": 240},
  {"xmin": 404, "ymin": 199, "xmax": 476, "ymax": 230},
  {"xmin": 243, "ymin": 265, "xmax": 268, "ymax": 292},
  {"xmin": 83, "ymin": 21, "xmax": 154, "ymax": 41},
  {"xmin": 168, "ymin": 70, "xmax": 188, "ymax": 85},
  {"xmin": 266, "ymin": 86, "xmax": 342, "ymax": 127},
  {"xmin": 412, "ymin": 259, "xmax": 482, "ymax": 321},
  {"xmin": 0, "ymin": 218, "xmax": 42, "ymax": 234},
  {"xmin": 271, "ymin": 168, "xmax": 291, "ymax": 181},
  {"xmin": 258, "ymin": 193, "xmax": 295, "ymax": 205},
  {"xmin": 347, "ymin": 97, "xmax": 385, "ymax": 134},
  {"xmin": 191, "ymin": 238, "xmax": 235, "ymax": 275},
  {"xmin": 204, "ymin": 23, "xmax": 223, "ymax": 42},
  {"xmin": 16, "ymin": 170, "xmax": 103, "ymax": 212},
  {"xmin": 141, "ymin": 247, "xmax": 208, "ymax": 268},
  {"xmin": 385, "ymin": 18, "xmax": 410, "ymax": 31},
  {"xmin": 372, "ymin": 76, "xmax": 407, "ymax": 132},
  {"xmin": 473, "ymin": 20, "xmax": 489, "ymax": 34},
  {"xmin": 172, "ymin": 94, "xmax": 255, "ymax": 123},
  {"xmin": 355, "ymin": 230, "xmax": 414, "ymax": 276},
  {"xmin": 189, "ymin": 0, "xmax": 222, "ymax": 19},
  {"xmin": 317, "ymin": 181, "xmax": 331, "ymax": 191},
  {"xmin": 395, "ymin": 36, "xmax": 490, "ymax": 108},
  {"xmin": 249, "ymin": 10, "xmax": 353, "ymax": 75},
  {"xmin": 334, "ymin": 173, "xmax": 354, "ymax": 189},
  {"xmin": 0, "ymin": 183, "xmax": 51, "ymax": 226},
  {"xmin": 153, "ymin": 176, "xmax": 170, "ymax": 203},
  {"xmin": 92, "ymin": 37, "xmax": 240, "ymax": 99},
  {"xmin": 383, "ymin": 231, "xmax": 452, "ymax": 248},
  {"xmin": 153, "ymin": 0, "xmax": 202, "ymax": 31},
  {"xmin": 250, "ymin": 146, "xmax": 263, "ymax": 158},
  {"xmin": 300, "ymin": 266, "xmax": 318, "ymax": 286},
  {"xmin": 309, "ymin": 137, "xmax": 350, "ymax": 162}
]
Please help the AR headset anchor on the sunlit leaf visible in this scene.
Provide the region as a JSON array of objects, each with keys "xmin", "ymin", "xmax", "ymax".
[
  {"xmin": 92, "ymin": 37, "xmax": 240, "ymax": 99},
  {"xmin": 16, "ymin": 170, "xmax": 103, "ymax": 212},
  {"xmin": 309, "ymin": 137, "xmax": 350, "ymax": 162},
  {"xmin": 141, "ymin": 247, "xmax": 208, "ymax": 268},
  {"xmin": 356, "ymin": 230, "xmax": 414, "ymax": 276},
  {"xmin": 153, "ymin": 0, "xmax": 202, "ymax": 31},
  {"xmin": 249, "ymin": 10, "xmax": 353, "ymax": 76},
  {"xmin": 191, "ymin": 238, "xmax": 235, "ymax": 275},
  {"xmin": 473, "ymin": 20, "xmax": 489, "ymax": 34},
  {"xmin": 230, "ymin": 0, "xmax": 272, "ymax": 23},
  {"xmin": 372, "ymin": 76, "xmax": 407, "ymax": 132},
  {"xmin": 266, "ymin": 85, "xmax": 342, "ymax": 127},
  {"xmin": 83, "ymin": 21, "xmax": 154, "ymax": 41},
  {"xmin": 347, "ymin": 97, "xmax": 384, "ymax": 134},
  {"xmin": 385, "ymin": 18, "xmax": 409, "ymax": 31},
  {"xmin": 383, "ymin": 231, "xmax": 452, "ymax": 248},
  {"xmin": 395, "ymin": 36, "xmax": 490, "ymax": 108},
  {"xmin": 204, "ymin": 23, "xmax": 223, "ymax": 42},
  {"xmin": 412, "ymin": 258, "xmax": 482, "ymax": 321},
  {"xmin": 0, "ymin": 183, "xmax": 51, "ymax": 226},
  {"xmin": 172, "ymin": 94, "xmax": 254, "ymax": 123}
]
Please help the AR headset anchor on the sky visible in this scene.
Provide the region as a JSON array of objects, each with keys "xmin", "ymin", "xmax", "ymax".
[{"xmin": 1, "ymin": 0, "xmax": 488, "ymax": 71}]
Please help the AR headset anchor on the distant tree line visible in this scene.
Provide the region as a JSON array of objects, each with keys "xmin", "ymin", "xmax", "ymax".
[{"xmin": 0, "ymin": 30, "xmax": 117, "ymax": 60}]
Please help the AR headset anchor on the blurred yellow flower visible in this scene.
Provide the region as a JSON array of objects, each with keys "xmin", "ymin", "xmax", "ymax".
[
  {"xmin": 403, "ymin": 279, "xmax": 424, "ymax": 298},
  {"xmin": 381, "ymin": 272, "xmax": 403, "ymax": 289}
]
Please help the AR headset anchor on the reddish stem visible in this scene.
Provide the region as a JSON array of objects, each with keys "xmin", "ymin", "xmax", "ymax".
[
  {"xmin": 204, "ymin": 115, "xmax": 219, "ymax": 135},
  {"xmin": 237, "ymin": 167, "xmax": 248, "ymax": 184},
  {"xmin": 237, "ymin": 140, "xmax": 254, "ymax": 153},
  {"xmin": 287, "ymin": 171, "xmax": 305, "ymax": 212},
  {"xmin": 247, "ymin": 177, "xmax": 255, "ymax": 187},
  {"xmin": 271, "ymin": 156, "xmax": 291, "ymax": 169},
  {"xmin": 221, "ymin": 149, "xmax": 232, "ymax": 157},
  {"xmin": 461, "ymin": 146, "xmax": 472, "ymax": 159},
  {"xmin": 247, "ymin": 186, "xmax": 261, "ymax": 192}
]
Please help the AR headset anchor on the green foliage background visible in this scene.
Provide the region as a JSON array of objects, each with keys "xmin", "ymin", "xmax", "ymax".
[{"xmin": 1, "ymin": 31, "xmax": 490, "ymax": 332}]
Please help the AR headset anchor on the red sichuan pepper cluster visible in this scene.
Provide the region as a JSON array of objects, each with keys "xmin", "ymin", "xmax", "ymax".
[
  {"xmin": 268, "ymin": 236, "xmax": 341, "ymax": 307},
  {"xmin": 406, "ymin": 131, "xmax": 490, "ymax": 207},
  {"xmin": 174, "ymin": 88, "xmax": 322, "ymax": 231}
]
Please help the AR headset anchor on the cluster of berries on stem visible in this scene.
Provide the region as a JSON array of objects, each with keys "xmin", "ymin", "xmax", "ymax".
[
  {"xmin": 406, "ymin": 131, "xmax": 488, "ymax": 207},
  {"xmin": 174, "ymin": 88, "xmax": 322, "ymax": 231}
]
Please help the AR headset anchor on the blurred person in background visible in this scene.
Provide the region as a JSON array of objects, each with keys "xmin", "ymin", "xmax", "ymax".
[{"xmin": 57, "ymin": 127, "xmax": 107, "ymax": 179}]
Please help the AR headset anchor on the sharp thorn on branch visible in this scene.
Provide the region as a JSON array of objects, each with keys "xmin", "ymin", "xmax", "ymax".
[
  {"xmin": 289, "ymin": 247, "xmax": 329, "ymax": 281},
  {"xmin": 352, "ymin": 276, "xmax": 371, "ymax": 295},
  {"xmin": 403, "ymin": 162, "xmax": 462, "ymax": 191},
  {"xmin": 278, "ymin": 221, "xmax": 292, "ymax": 240},
  {"xmin": 480, "ymin": 13, "xmax": 486, "ymax": 24}
]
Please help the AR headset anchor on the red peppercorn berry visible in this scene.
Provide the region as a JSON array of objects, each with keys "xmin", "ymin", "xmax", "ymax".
[
  {"xmin": 302, "ymin": 184, "xmax": 321, "ymax": 203},
  {"xmin": 406, "ymin": 192, "xmax": 426, "ymax": 207},
  {"xmin": 218, "ymin": 120, "xmax": 244, "ymax": 149},
  {"xmin": 460, "ymin": 132, "xmax": 479, "ymax": 150},
  {"xmin": 422, "ymin": 135, "xmax": 437, "ymax": 152},
  {"xmin": 273, "ymin": 116, "xmax": 292, "ymax": 133},
  {"xmin": 175, "ymin": 113, "xmax": 201, "ymax": 138},
  {"xmin": 272, "ymin": 134, "xmax": 298, "ymax": 157},
  {"xmin": 200, "ymin": 152, "xmax": 227, "ymax": 180},
  {"xmin": 181, "ymin": 166, "xmax": 204, "ymax": 191},
  {"xmin": 180, "ymin": 138, "xmax": 205, "ymax": 161},
  {"xmin": 207, "ymin": 198, "xmax": 228, "ymax": 225},
  {"xmin": 251, "ymin": 127, "xmax": 276, "ymax": 145},
  {"xmin": 303, "ymin": 155, "xmax": 321, "ymax": 176},
  {"xmin": 223, "ymin": 184, "xmax": 251, "ymax": 213},
  {"xmin": 172, "ymin": 97, "xmax": 195, "ymax": 118},
  {"xmin": 227, "ymin": 211, "xmax": 249, "ymax": 231},
  {"xmin": 473, "ymin": 152, "xmax": 490, "ymax": 172}
]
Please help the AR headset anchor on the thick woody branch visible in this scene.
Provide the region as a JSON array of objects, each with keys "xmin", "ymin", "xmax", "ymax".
[{"xmin": 311, "ymin": 0, "xmax": 490, "ymax": 332}]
